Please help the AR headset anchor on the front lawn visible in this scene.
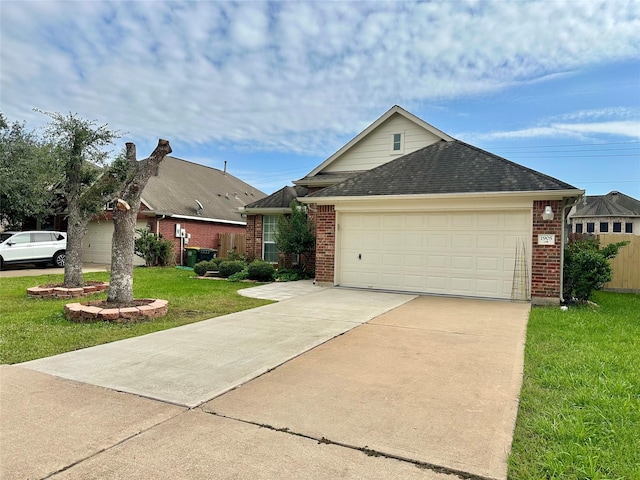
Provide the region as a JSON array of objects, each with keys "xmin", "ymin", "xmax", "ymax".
[
  {"xmin": 509, "ymin": 291, "xmax": 640, "ymax": 479},
  {"xmin": 0, "ymin": 267, "xmax": 271, "ymax": 364}
]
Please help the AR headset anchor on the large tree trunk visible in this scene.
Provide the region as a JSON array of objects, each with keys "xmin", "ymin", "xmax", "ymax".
[
  {"xmin": 63, "ymin": 201, "xmax": 88, "ymax": 287},
  {"xmin": 107, "ymin": 140, "xmax": 172, "ymax": 304}
]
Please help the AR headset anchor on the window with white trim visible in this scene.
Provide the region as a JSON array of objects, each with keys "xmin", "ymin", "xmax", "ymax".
[
  {"xmin": 262, "ymin": 215, "xmax": 279, "ymax": 263},
  {"xmin": 390, "ymin": 132, "xmax": 404, "ymax": 154}
]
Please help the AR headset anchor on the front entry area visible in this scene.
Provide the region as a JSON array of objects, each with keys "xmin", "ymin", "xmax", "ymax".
[{"xmin": 337, "ymin": 210, "xmax": 531, "ymax": 300}]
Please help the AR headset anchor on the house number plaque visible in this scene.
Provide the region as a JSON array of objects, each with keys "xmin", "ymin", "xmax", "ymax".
[{"xmin": 537, "ymin": 234, "xmax": 555, "ymax": 245}]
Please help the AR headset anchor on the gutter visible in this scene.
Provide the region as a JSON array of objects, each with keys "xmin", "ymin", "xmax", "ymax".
[{"xmin": 143, "ymin": 211, "xmax": 246, "ymax": 226}]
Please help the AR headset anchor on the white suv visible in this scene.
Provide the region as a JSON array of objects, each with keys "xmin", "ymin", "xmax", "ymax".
[{"xmin": 0, "ymin": 231, "xmax": 66, "ymax": 269}]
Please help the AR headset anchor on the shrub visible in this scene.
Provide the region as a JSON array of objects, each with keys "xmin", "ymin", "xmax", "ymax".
[
  {"xmin": 226, "ymin": 249, "xmax": 246, "ymax": 263},
  {"xmin": 564, "ymin": 238, "xmax": 628, "ymax": 302},
  {"xmin": 247, "ymin": 260, "xmax": 276, "ymax": 282},
  {"xmin": 134, "ymin": 229, "xmax": 175, "ymax": 266},
  {"xmin": 193, "ymin": 260, "xmax": 219, "ymax": 276},
  {"xmin": 227, "ymin": 267, "xmax": 249, "ymax": 282},
  {"xmin": 218, "ymin": 260, "xmax": 246, "ymax": 278},
  {"xmin": 275, "ymin": 267, "xmax": 313, "ymax": 282}
]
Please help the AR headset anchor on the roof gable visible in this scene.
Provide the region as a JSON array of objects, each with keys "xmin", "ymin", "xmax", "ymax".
[
  {"xmin": 244, "ymin": 185, "xmax": 308, "ymax": 210},
  {"xmin": 142, "ymin": 156, "xmax": 266, "ymax": 222},
  {"xmin": 297, "ymin": 106, "xmax": 453, "ymax": 184},
  {"xmin": 309, "ymin": 140, "xmax": 579, "ymax": 198}
]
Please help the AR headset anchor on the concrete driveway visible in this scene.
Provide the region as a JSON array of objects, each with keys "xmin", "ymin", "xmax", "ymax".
[
  {"xmin": 0, "ymin": 262, "xmax": 109, "ymax": 278},
  {"xmin": 2, "ymin": 284, "xmax": 529, "ymax": 480}
]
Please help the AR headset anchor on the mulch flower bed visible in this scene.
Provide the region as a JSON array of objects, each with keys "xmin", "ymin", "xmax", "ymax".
[
  {"xmin": 27, "ymin": 281, "xmax": 110, "ymax": 299},
  {"xmin": 65, "ymin": 298, "xmax": 169, "ymax": 323}
]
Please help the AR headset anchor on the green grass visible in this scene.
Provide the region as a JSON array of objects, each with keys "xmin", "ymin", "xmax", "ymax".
[
  {"xmin": 0, "ymin": 267, "xmax": 271, "ymax": 364},
  {"xmin": 509, "ymin": 291, "xmax": 640, "ymax": 480}
]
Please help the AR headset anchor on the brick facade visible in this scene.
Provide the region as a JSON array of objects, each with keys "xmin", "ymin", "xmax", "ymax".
[
  {"xmin": 247, "ymin": 200, "xmax": 567, "ymax": 301},
  {"xmin": 313, "ymin": 205, "xmax": 336, "ymax": 284},
  {"xmin": 245, "ymin": 215, "xmax": 263, "ymax": 260},
  {"xmin": 152, "ymin": 218, "xmax": 245, "ymax": 265},
  {"xmin": 531, "ymin": 199, "xmax": 563, "ymax": 304}
]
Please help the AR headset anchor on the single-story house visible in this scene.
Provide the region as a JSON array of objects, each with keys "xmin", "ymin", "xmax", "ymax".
[
  {"xmin": 83, "ymin": 156, "xmax": 266, "ymax": 265},
  {"xmin": 568, "ymin": 191, "xmax": 639, "ymax": 235},
  {"xmin": 242, "ymin": 105, "xmax": 584, "ymax": 305}
]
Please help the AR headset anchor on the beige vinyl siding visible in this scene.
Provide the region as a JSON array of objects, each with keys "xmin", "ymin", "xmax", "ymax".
[{"xmin": 324, "ymin": 114, "xmax": 442, "ymax": 173}]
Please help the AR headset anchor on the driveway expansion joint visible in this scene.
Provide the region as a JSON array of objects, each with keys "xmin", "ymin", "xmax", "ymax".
[
  {"xmin": 203, "ymin": 410, "xmax": 497, "ymax": 480},
  {"xmin": 39, "ymin": 407, "xmax": 189, "ymax": 480}
]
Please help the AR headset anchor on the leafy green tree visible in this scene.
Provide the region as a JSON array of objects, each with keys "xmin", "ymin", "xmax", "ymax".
[
  {"xmin": 564, "ymin": 238, "xmax": 629, "ymax": 302},
  {"xmin": 134, "ymin": 228, "xmax": 174, "ymax": 267},
  {"xmin": 0, "ymin": 113, "xmax": 61, "ymax": 229},
  {"xmin": 40, "ymin": 110, "xmax": 128, "ymax": 287},
  {"xmin": 275, "ymin": 200, "xmax": 315, "ymax": 273}
]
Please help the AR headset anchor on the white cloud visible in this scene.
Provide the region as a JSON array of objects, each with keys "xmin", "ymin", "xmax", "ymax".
[{"xmin": 1, "ymin": 0, "xmax": 639, "ymax": 154}]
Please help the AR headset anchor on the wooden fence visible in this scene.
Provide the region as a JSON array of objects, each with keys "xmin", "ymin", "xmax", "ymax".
[
  {"xmin": 217, "ymin": 233, "xmax": 246, "ymax": 258},
  {"xmin": 598, "ymin": 234, "xmax": 640, "ymax": 292}
]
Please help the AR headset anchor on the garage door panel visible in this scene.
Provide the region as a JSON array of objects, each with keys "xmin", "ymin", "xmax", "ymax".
[
  {"xmin": 452, "ymin": 234, "xmax": 474, "ymax": 248},
  {"xmin": 404, "ymin": 274, "xmax": 426, "ymax": 289},
  {"xmin": 477, "ymin": 256, "xmax": 500, "ymax": 272},
  {"xmin": 477, "ymin": 234, "xmax": 500, "ymax": 249},
  {"xmin": 338, "ymin": 211, "xmax": 530, "ymax": 300},
  {"xmin": 476, "ymin": 278, "xmax": 499, "ymax": 295},
  {"xmin": 427, "ymin": 234, "xmax": 448, "ymax": 247},
  {"xmin": 451, "ymin": 256, "xmax": 473, "ymax": 270},
  {"xmin": 452, "ymin": 214, "xmax": 475, "ymax": 227},
  {"xmin": 450, "ymin": 277, "xmax": 473, "ymax": 295},
  {"xmin": 382, "ymin": 253, "xmax": 402, "ymax": 265},
  {"xmin": 427, "ymin": 255, "xmax": 447, "ymax": 268},
  {"xmin": 382, "ymin": 232, "xmax": 402, "ymax": 248}
]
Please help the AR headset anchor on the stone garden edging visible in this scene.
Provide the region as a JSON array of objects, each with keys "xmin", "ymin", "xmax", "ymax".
[
  {"xmin": 64, "ymin": 299, "xmax": 169, "ymax": 323},
  {"xmin": 27, "ymin": 282, "xmax": 110, "ymax": 299}
]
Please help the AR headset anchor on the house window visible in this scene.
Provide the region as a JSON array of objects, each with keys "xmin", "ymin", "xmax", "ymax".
[
  {"xmin": 625, "ymin": 222, "xmax": 633, "ymax": 233},
  {"xmin": 613, "ymin": 222, "xmax": 622, "ymax": 233},
  {"xmin": 393, "ymin": 134, "xmax": 402, "ymax": 150},
  {"xmin": 586, "ymin": 222, "xmax": 595, "ymax": 233},
  {"xmin": 600, "ymin": 222, "xmax": 609, "ymax": 233},
  {"xmin": 575, "ymin": 223, "xmax": 583, "ymax": 233},
  {"xmin": 262, "ymin": 215, "xmax": 279, "ymax": 263},
  {"xmin": 390, "ymin": 133, "xmax": 404, "ymax": 154}
]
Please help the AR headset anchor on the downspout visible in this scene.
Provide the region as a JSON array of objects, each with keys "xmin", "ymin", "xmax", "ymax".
[
  {"xmin": 156, "ymin": 215, "xmax": 166, "ymax": 236},
  {"xmin": 560, "ymin": 196, "xmax": 582, "ymax": 303}
]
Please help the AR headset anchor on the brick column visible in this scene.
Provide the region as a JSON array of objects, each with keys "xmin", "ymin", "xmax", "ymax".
[
  {"xmin": 245, "ymin": 215, "xmax": 263, "ymax": 260},
  {"xmin": 531, "ymin": 200, "xmax": 563, "ymax": 305},
  {"xmin": 314, "ymin": 205, "xmax": 335, "ymax": 284}
]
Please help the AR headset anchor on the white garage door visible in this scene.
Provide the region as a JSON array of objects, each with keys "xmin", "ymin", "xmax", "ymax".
[
  {"xmin": 83, "ymin": 220, "xmax": 147, "ymax": 265},
  {"xmin": 338, "ymin": 211, "xmax": 530, "ymax": 299}
]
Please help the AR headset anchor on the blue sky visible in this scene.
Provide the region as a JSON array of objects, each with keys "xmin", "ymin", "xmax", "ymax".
[{"xmin": 1, "ymin": 1, "xmax": 639, "ymax": 197}]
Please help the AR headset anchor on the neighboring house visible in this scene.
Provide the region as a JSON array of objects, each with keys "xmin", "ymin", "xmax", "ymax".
[
  {"xmin": 83, "ymin": 156, "xmax": 266, "ymax": 265},
  {"xmin": 243, "ymin": 105, "xmax": 584, "ymax": 305},
  {"xmin": 568, "ymin": 191, "xmax": 640, "ymax": 235}
]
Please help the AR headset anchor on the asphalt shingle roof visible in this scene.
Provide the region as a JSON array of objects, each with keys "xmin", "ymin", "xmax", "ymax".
[
  {"xmin": 309, "ymin": 140, "xmax": 578, "ymax": 198},
  {"xmin": 245, "ymin": 185, "xmax": 308, "ymax": 209},
  {"xmin": 142, "ymin": 156, "xmax": 266, "ymax": 222},
  {"xmin": 572, "ymin": 191, "xmax": 640, "ymax": 217}
]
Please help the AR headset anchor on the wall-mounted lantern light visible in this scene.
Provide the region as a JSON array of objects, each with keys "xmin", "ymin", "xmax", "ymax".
[{"xmin": 541, "ymin": 205, "xmax": 554, "ymax": 221}]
